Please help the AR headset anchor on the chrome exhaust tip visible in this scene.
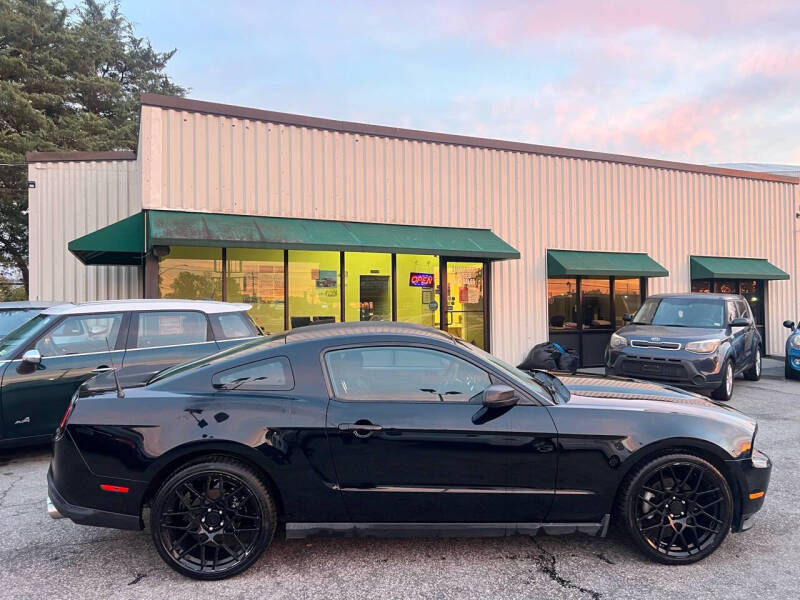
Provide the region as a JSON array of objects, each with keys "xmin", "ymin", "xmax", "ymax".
[{"xmin": 47, "ymin": 495, "xmax": 64, "ymax": 519}]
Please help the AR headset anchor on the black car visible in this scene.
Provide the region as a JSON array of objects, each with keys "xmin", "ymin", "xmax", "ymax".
[
  {"xmin": 604, "ymin": 293, "xmax": 762, "ymax": 401},
  {"xmin": 48, "ymin": 322, "xmax": 771, "ymax": 579}
]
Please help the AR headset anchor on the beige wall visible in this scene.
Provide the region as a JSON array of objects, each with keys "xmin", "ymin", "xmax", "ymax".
[
  {"xmin": 134, "ymin": 105, "xmax": 799, "ymax": 360},
  {"xmin": 28, "ymin": 159, "xmax": 142, "ymax": 302}
]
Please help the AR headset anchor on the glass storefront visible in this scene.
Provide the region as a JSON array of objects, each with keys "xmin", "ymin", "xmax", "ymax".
[
  {"xmin": 157, "ymin": 247, "xmax": 489, "ymax": 349},
  {"xmin": 549, "ymin": 276, "xmax": 646, "ymax": 367},
  {"xmin": 159, "ymin": 246, "xmax": 222, "ymax": 300},
  {"xmin": 288, "ymin": 250, "xmax": 341, "ymax": 328},
  {"xmin": 226, "ymin": 248, "xmax": 285, "ymax": 334},
  {"xmin": 344, "ymin": 252, "xmax": 392, "ymax": 322},
  {"xmin": 446, "ymin": 262, "xmax": 485, "ymax": 349},
  {"xmin": 396, "ymin": 254, "xmax": 440, "ymax": 328}
]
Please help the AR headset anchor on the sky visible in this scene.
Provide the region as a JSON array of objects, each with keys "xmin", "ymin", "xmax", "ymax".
[{"xmin": 83, "ymin": 0, "xmax": 800, "ymax": 164}]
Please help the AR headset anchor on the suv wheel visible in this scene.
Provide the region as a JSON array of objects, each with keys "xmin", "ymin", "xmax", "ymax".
[
  {"xmin": 711, "ymin": 360, "xmax": 734, "ymax": 401},
  {"xmin": 743, "ymin": 348, "xmax": 761, "ymax": 381}
]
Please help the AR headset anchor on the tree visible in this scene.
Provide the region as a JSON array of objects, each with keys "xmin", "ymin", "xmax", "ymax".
[{"xmin": 0, "ymin": 0, "xmax": 186, "ymax": 294}]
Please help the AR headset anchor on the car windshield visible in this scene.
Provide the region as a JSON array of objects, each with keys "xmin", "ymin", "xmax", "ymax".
[
  {"xmin": 0, "ymin": 309, "xmax": 42, "ymax": 338},
  {"xmin": 456, "ymin": 340, "xmax": 564, "ymax": 404},
  {"xmin": 0, "ymin": 314, "xmax": 57, "ymax": 357},
  {"xmin": 633, "ymin": 297, "xmax": 726, "ymax": 328}
]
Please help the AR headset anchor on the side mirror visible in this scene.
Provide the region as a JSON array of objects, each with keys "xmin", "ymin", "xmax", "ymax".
[
  {"xmin": 730, "ymin": 317, "xmax": 750, "ymax": 327},
  {"xmin": 21, "ymin": 349, "xmax": 41, "ymax": 366},
  {"xmin": 784, "ymin": 320, "xmax": 795, "ymax": 330},
  {"xmin": 622, "ymin": 313, "xmax": 634, "ymax": 323},
  {"xmin": 482, "ymin": 384, "xmax": 518, "ymax": 408}
]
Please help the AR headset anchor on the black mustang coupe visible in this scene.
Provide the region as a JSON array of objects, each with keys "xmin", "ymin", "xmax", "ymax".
[{"xmin": 47, "ymin": 322, "xmax": 771, "ymax": 579}]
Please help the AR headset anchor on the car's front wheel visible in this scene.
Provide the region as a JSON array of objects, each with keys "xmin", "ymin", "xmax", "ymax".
[
  {"xmin": 711, "ymin": 359, "xmax": 734, "ymax": 401},
  {"xmin": 743, "ymin": 348, "xmax": 761, "ymax": 381},
  {"xmin": 618, "ymin": 453, "xmax": 733, "ymax": 564},
  {"xmin": 150, "ymin": 457, "xmax": 276, "ymax": 580},
  {"xmin": 786, "ymin": 360, "xmax": 800, "ymax": 380}
]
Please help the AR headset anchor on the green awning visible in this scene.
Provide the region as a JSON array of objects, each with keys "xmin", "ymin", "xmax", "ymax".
[
  {"xmin": 68, "ymin": 212, "xmax": 146, "ymax": 265},
  {"xmin": 690, "ymin": 255, "xmax": 789, "ymax": 280},
  {"xmin": 69, "ymin": 210, "xmax": 520, "ymax": 265},
  {"xmin": 547, "ymin": 249, "xmax": 669, "ymax": 278}
]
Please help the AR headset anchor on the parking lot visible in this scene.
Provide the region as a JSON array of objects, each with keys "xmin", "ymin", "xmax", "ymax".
[{"xmin": 0, "ymin": 365, "xmax": 797, "ymax": 600}]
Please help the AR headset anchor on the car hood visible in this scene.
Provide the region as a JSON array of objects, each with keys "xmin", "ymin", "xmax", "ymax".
[
  {"xmin": 557, "ymin": 372, "xmax": 756, "ymax": 430},
  {"xmin": 616, "ymin": 324, "xmax": 725, "ymax": 343}
]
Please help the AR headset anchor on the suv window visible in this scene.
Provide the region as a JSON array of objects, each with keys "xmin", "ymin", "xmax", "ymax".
[
  {"xmin": 210, "ymin": 312, "xmax": 260, "ymax": 340},
  {"xmin": 213, "ymin": 357, "xmax": 293, "ymax": 390},
  {"xmin": 36, "ymin": 313, "xmax": 124, "ymax": 357},
  {"xmin": 135, "ymin": 311, "xmax": 209, "ymax": 348},
  {"xmin": 325, "ymin": 346, "xmax": 491, "ymax": 402},
  {"xmin": 735, "ymin": 299, "xmax": 751, "ymax": 320}
]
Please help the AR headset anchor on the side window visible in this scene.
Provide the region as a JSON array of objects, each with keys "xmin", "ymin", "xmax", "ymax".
[
  {"xmin": 726, "ymin": 301, "xmax": 737, "ymax": 323},
  {"xmin": 210, "ymin": 312, "xmax": 260, "ymax": 341},
  {"xmin": 325, "ymin": 346, "xmax": 491, "ymax": 402},
  {"xmin": 135, "ymin": 311, "xmax": 209, "ymax": 348},
  {"xmin": 213, "ymin": 357, "xmax": 294, "ymax": 391},
  {"xmin": 36, "ymin": 313, "xmax": 124, "ymax": 357},
  {"xmin": 736, "ymin": 299, "xmax": 751, "ymax": 320}
]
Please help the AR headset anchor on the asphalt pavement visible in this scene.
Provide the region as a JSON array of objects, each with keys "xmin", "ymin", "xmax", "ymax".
[{"xmin": 0, "ymin": 363, "xmax": 797, "ymax": 599}]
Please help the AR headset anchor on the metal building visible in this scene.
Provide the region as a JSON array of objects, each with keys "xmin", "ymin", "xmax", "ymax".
[{"xmin": 27, "ymin": 94, "xmax": 800, "ymax": 364}]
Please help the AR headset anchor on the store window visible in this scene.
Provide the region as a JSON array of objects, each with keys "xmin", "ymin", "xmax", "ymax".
[
  {"xmin": 159, "ymin": 246, "xmax": 222, "ymax": 300},
  {"xmin": 692, "ymin": 278, "xmax": 766, "ymax": 352},
  {"xmin": 226, "ymin": 249, "xmax": 285, "ymax": 334},
  {"xmin": 344, "ymin": 252, "xmax": 392, "ymax": 322},
  {"xmin": 613, "ymin": 278, "xmax": 642, "ymax": 327},
  {"xmin": 446, "ymin": 262, "xmax": 485, "ymax": 349},
  {"xmin": 288, "ymin": 250, "xmax": 340, "ymax": 328},
  {"xmin": 396, "ymin": 254, "xmax": 440, "ymax": 329},
  {"xmin": 580, "ymin": 278, "xmax": 612, "ymax": 329},
  {"xmin": 548, "ymin": 278, "xmax": 578, "ymax": 330}
]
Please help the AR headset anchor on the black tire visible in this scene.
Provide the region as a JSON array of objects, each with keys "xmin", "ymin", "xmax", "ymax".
[
  {"xmin": 618, "ymin": 453, "xmax": 733, "ymax": 564},
  {"xmin": 743, "ymin": 347, "xmax": 761, "ymax": 381},
  {"xmin": 150, "ymin": 456, "xmax": 276, "ymax": 580},
  {"xmin": 786, "ymin": 361, "xmax": 800, "ymax": 380},
  {"xmin": 711, "ymin": 359, "xmax": 734, "ymax": 401}
]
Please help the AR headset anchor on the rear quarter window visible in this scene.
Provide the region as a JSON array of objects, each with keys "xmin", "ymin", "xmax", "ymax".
[
  {"xmin": 212, "ymin": 356, "xmax": 294, "ymax": 391},
  {"xmin": 210, "ymin": 312, "xmax": 261, "ymax": 340}
]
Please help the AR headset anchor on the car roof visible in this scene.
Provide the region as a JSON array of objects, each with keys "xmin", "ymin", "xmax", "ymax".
[
  {"xmin": 0, "ymin": 301, "xmax": 71, "ymax": 310},
  {"xmin": 40, "ymin": 299, "xmax": 251, "ymax": 316},
  {"xmin": 284, "ymin": 321, "xmax": 456, "ymax": 345},
  {"xmin": 648, "ymin": 292, "xmax": 742, "ymax": 300}
]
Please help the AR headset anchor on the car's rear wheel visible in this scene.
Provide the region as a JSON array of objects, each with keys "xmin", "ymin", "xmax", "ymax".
[
  {"xmin": 150, "ymin": 457, "xmax": 276, "ymax": 580},
  {"xmin": 743, "ymin": 348, "xmax": 761, "ymax": 381},
  {"xmin": 619, "ymin": 453, "xmax": 733, "ymax": 564},
  {"xmin": 711, "ymin": 360, "xmax": 734, "ymax": 401}
]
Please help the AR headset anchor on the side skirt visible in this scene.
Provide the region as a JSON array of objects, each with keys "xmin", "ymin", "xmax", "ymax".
[{"xmin": 286, "ymin": 515, "xmax": 610, "ymax": 539}]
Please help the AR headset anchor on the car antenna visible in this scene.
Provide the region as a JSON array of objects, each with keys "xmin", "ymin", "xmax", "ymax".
[{"xmin": 105, "ymin": 338, "xmax": 125, "ymax": 399}]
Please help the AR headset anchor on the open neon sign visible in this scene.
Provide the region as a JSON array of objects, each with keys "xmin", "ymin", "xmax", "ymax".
[{"xmin": 409, "ymin": 272, "xmax": 434, "ymax": 287}]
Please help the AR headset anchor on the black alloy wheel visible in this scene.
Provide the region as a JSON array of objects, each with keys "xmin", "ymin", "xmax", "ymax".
[
  {"xmin": 711, "ymin": 359, "xmax": 734, "ymax": 401},
  {"xmin": 743, "ymin": 348, "xmax": 761, "ymax": 381},
  {"xmin": 151, "ymin": 457, "xmax": 276, "ymax": 580},
  {"xmin": 619, "ymin": 453, "xmax": 733, "ymax": 564}
]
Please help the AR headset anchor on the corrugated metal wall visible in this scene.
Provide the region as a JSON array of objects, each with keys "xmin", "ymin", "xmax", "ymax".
[
  {"xmin": 37, "ymin": 106, "xmax": 772, "ymax": 361},
  {"xmin": 28, "ymin": 159, "xmax": 142, "ymax": 302}
]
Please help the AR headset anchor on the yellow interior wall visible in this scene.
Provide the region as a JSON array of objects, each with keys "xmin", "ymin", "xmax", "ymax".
[
  {"xmin": 396, "ymin": 254, "xmax": 440, "ymax": 328},
  {"xmin": 288, "ymin": 250, "xmax": 340, "ymax": 327},
  {"xmin": 344, "ymin": 252, "xmax": 392, "ymax": 321}
]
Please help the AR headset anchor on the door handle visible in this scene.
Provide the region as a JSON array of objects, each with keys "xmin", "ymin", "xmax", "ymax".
[
  {"xmin": 93, "ymin": 366, "xmax": 114, "ymax": 374},
  {"xmin": 338, "ymin": 422, "xmax": 383, "ymax": 439}
]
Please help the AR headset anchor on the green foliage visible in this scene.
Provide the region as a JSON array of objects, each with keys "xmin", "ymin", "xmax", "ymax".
[
  {"xmin": 0, "ymin": 0, "xmax": 186, "ymax": 295},
  {"xmin": 165, "ymin": 272, "xmax": 219, "ymax": 301}
]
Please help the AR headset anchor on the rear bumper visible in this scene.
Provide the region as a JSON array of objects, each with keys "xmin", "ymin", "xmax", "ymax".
[
  {"xmin": 47, "ymin": 466, "xmax": 142, "ymax": 530},
  {"xmin": 727, "ymin": 449, "xmax": 772, "ymax": 533}
]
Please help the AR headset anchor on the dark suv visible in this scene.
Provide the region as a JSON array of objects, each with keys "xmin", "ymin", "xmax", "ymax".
[{"xmin": 604, "ymin": 293, "xmax": 761, "ymax": 400}]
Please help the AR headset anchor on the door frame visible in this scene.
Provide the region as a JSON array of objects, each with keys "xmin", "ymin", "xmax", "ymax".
[{"xmin": 440, "ymin": 258, "xmax": 491, "ymax": 352}]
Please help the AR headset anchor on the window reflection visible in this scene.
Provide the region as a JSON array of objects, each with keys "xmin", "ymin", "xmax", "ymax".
[
  {"xmin": 159, "ymin": 246, "xmax": 222, "ymax": 300},
  {"xmin": 226, "ymin": 249, "xmax": 285, "ymax": 334},
  {"xmin": 614, "ymin": 278, "xmax": 642, "ymax": 327},
  {"xmin": 344, "ymin": 252, "xmax": 392, "ymax": 322},
  {"xmin": 288, "ymin": 250, "xmax": 340, "ymax": 328},
  {"xmin": 580, "ymin": 278, "xmax": 611, "ymax": 329},
  {"xmin": 548, "ymin": 278, "xmax": 578, "ymax": 329}
]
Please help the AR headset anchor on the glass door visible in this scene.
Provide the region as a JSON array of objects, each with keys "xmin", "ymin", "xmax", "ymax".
[{"xmin": 444, "ymin": 261, "xmax": 487, "ymax": 350}]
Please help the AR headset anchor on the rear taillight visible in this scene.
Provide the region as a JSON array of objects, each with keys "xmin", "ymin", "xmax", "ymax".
[{"xmin": 58, "ymin": 395, "xmax": 78, "ymax": 433}]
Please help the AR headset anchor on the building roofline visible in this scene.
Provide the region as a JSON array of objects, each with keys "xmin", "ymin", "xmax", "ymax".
[
  {"xmin": 26, "ymin": 151, "xmax": 136, "ymax": 163},
  {"xmin": 142, "ymin": 93, "xmax": 799, "ymax": 185}
]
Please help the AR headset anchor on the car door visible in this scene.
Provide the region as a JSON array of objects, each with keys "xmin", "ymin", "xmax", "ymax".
[
  {"xmin": 118, "ymin": 310, "xmax": 220, "ymax": 387},
  {"xmin": 0, "ymin": 311, "xmax": 127, "ymax": 440},
  {"xmin": 726, "ymin": 300, "xmax": 747, "ymax": 369},
  {"xmin": 323, "ymin": 344, "xmax": 517, "ymax": 523},
  {"xmin": 737, "ymin": 298, "xmax": 757, "ymax": 364}
]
